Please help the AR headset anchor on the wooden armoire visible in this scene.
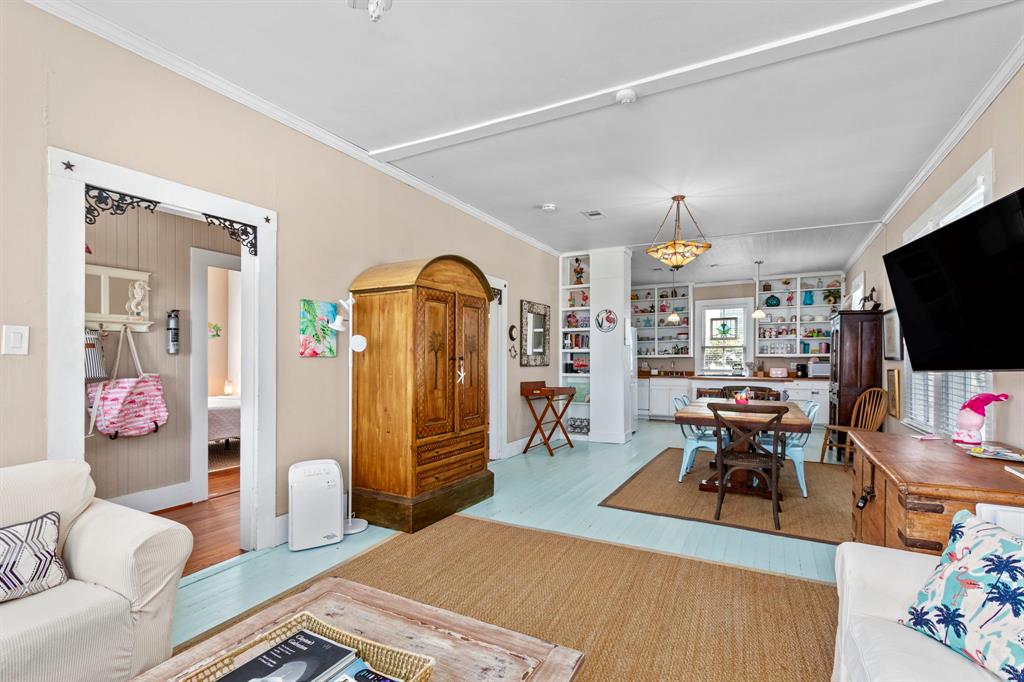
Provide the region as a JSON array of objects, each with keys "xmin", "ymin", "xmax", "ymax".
[
  {"xmin": 349, "ymin": 255, "xmax": 493, "ymax": 532},
  {"xmin": 828, "ymin": 310, "xmax": 884, "ymax": 429}
]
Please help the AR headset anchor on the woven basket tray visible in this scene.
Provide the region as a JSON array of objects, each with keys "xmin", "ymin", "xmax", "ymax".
[{"xmin": 177, "ymin": 611, "xmax": 435, "ymax": 682}]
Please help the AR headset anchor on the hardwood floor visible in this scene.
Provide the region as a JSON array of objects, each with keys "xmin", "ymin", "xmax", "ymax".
[
  {"xmin": 157, "ymin": 467, "xmax": 244, "ymax": 576},
  {"xmin": 173, "ymin": 420, "xmax": 841, "ymax": 646}
]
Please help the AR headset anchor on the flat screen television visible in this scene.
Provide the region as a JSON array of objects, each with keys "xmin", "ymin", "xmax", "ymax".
[{"xmin": 883, "ymin": 186, "xmax": 1024, "ymax": 372}]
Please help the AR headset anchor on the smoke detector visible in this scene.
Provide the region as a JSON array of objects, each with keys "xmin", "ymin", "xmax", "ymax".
[
  {"xmin": 540, "ymin": 203, "xmax": 557, "ymax": 212},
  {"xmin": 580, "ymin": 209, "xmax": 606, "ymax": 221},
  {"xmin": 615, "ymin": 88, "xmax": 638, "ymax": 105}
]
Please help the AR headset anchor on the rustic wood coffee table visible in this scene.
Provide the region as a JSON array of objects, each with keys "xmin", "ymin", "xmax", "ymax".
[{"xmin": 137, "ymin": 577, "xmax": 583, "ymax": 681}]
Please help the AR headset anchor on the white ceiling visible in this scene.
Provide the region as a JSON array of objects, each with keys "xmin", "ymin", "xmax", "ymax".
[{"xmin": 63, "ymin": 0, "xmax": 1024, "ymax": 283}]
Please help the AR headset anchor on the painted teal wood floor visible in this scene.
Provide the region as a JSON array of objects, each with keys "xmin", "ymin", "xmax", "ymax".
[{"xmin": 172, "ymin": 420, "xmax": 837, "ymax": 646}]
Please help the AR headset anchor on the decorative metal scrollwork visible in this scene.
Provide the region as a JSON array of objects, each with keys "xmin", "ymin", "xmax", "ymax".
[
  {"xmin": 491, "ymin": 287, "xmax": 503, "ymax": 305},
  {"xmin": 203, "ymin": 213, "xmax": 258, "ymax": 256},
  {"xmin": 84, "ymin": 185, "xmax": 159, "ymax": 225}
]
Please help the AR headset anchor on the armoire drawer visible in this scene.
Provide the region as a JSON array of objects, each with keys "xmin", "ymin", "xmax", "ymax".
[
  {"xmin": 415, "ymin": 431, "xmax": 486, "ymax": 466},
  {"xmin": 416, "ymin": 450, "xmax": 486, "ymax": 494}
]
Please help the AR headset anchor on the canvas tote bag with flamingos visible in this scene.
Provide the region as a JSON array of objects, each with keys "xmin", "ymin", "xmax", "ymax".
[{"xmin": 87, "ymin": 327, "xmax": 168, "ymax": 439}]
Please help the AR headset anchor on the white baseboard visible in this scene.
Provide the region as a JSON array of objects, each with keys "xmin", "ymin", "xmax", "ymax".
[
  {"xmin": 271, "ymin": 513, "xmax": 289, "ymax": 547},
  {"xmin": 107, "ymin": 481, "xmax": 193, "ymax": 513}
]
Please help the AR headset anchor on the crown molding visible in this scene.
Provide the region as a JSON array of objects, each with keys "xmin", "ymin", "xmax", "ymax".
[
  {"xmin": 25, "ymin": 0, "xmax": 561, "ymax": 258},
  {"xmin": 845, "ymin": 34, "xmax": 1024, "ymax": 272}
]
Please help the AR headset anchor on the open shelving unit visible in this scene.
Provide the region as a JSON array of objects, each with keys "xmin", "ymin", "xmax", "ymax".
[
  {"xmin": 559, "ymin": 253, "xmax": 592, "ymax": 436},
  {"xmin": 630, "ymin": 283, "xmax": 693, "ymax": 358},
  {"xmin": 754, "ymin": 271, "xmax": 844, "ymax": 358}
]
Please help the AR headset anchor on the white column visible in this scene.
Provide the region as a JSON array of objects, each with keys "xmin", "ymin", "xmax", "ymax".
[{"xmin": 588, "ymin": 247, "xmax": 632, "ymax": 443}]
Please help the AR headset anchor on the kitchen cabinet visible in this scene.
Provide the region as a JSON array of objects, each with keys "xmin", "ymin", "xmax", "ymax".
[
  {"xmin": 648, "ymin": 378, "xmax": 689, "ymax": 419},
  {"xmin": 787, "ymin": 380, "xmax": 829, "ymax": 426},
  {"xmin": 637, "ymin": 378, "xmax": 650, "ymax": 415}
]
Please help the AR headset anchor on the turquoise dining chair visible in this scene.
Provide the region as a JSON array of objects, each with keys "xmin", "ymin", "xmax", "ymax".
[
  {"xmin": 762, "ymin": 399, "xmax": 819, "ymax": 497},
  {"xmin": 674, "ymin": 396, "xmax": 719, "ymax": 482}
]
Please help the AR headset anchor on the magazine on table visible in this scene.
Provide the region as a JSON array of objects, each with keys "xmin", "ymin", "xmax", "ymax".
[
  {"xmin": 322, "ymin": 659, "xmax": 405, "ymax": 682},
  {"xmin": 216, "ymin": 629, "xmax": 357, "ymax": 682}
]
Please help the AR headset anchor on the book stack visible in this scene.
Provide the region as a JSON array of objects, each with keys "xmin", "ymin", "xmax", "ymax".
[{"xmin": 218, "ymin": 630, "xmax": 402, "ymax": 682}]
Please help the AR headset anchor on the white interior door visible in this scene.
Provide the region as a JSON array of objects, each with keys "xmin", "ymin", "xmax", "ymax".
[{"xmin": 486, "ymin": 276, "xmax": 507, "ymax": 459}]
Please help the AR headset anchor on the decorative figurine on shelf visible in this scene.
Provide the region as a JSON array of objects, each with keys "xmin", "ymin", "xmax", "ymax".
[
  {"xmin": 786, "ymin": 291, "xmax": 794, "ymax": 307},
  {"xmin": 816, "ymin": 277, "xmax": 824, "ymax": 288},
  {"xmin": 126, "ymin": 280, "xmax": 151, "ymax": 317},
  {"xmin": 659, "ymin": 301, "xmax": 669, "ymax": 313},
  {"xmin": 765, "ymin": 294, "xmax": 780, "ymax": 307},
  {"xmin": 565, "ymin": 311, "xmax": 578, "ymax": 328},
  {"xmin": 573, "ymin": 258, "xmax": 585, "ymax": 285},
  {"xmin": 802, "ymin": 290, "xmax": 815, "ymax": 306},
  {"xmin": 859, "ymin": 287, "xmax": 882, "ymax": 311},
  {"xmin": 568, "ymin": 291, "xmax": 576, "ymax": 308},
  {"xmin": 671, "ymin": 287, "xmax": 678, "ymax": 298},
  {"xmin": 580, "ymin": 290, "xmax": 589, "ymax": 307},
  {"xmin": 952, "ymin": 393, "xmax": 1010, "ymax": 446}
]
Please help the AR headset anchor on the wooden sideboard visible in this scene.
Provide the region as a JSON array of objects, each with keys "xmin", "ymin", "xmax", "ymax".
[{"xmin": 850, "ymin": 431, "xmax": 1024, "ymax": 554}]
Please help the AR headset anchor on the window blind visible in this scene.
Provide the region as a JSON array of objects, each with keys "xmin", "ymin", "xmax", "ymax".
[{"xmin": 903, "ymin": 185, "xmax": 992, "ymax": 437}]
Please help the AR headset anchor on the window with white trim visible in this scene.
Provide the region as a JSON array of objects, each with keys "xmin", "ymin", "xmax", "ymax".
[
  {"xmin": 699, "ymin": 301, "xmax": 751, "ymax": 373},
  {"xmin": 901, "ymin": 152, "xmax": 994, "ymax": 437}
]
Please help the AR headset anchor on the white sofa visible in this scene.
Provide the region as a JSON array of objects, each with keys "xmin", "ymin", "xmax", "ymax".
[
  {"xmin": 832, "ymin": 541, "xmax": 997, "ymax": 681},
  {"xmin": 0, "ymin": 460, "xmax": 193, "ymax": 682}
]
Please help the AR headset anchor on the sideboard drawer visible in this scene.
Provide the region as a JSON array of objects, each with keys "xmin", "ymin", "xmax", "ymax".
[
  {"xmin": 416, "ymin": 450, "xmax": 486, "ymax": 494},
  {"xmin": 415, "ymin": 431, "xmax": 486, "ymax": 467}
]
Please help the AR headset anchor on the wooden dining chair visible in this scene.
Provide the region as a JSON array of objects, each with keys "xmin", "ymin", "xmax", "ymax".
[
  {"xmin": 720, "ymin": 385, "xmax": 781, "ymax": 401},
  {"xmin": 819, "ymin": 387, "xmax": 889, "ymax": 468},
  {"xmin": 696, "ymin": 388, "xmax": 724, "ymax": 399},
  {"xmin": 708, "ymin": 402, "xmax": 790, "ymax": 530}
]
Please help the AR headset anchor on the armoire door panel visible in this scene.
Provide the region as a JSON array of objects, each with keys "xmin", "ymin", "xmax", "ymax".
[
  {"xmin": 456, "ymin": 293, "xmax": 488, "ymax": 432},
  {"xmin": 415, "ymin": 287, "xmax": 455, "ymax": 438}
]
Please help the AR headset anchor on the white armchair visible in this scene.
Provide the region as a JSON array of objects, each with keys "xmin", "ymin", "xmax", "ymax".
[{"xmin": 0, "ymin": 460, "xmax": 192, "ymax": 682}]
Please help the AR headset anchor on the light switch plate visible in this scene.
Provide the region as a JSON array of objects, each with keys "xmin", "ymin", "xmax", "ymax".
[{"xmin": 1, "ymin": 325, "xmax": 30, "ymax": 355}]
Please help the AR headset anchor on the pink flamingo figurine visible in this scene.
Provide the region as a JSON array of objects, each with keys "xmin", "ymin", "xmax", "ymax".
[{"xmin": 950, "ymin": 566, "xmax": 982, "ymax": 607}]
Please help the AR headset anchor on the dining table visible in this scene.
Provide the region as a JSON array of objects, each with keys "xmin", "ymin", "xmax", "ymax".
[{"xmin": 674, "ymin": 397, "xmax": 812, "ymax": 499}]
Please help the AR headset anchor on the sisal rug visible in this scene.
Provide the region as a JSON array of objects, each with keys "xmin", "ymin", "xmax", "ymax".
[
  {"xmin": 601, "ymin": 447, "xmax": 853, "ymax": 544},
  {"xmin": 181, "ymin": 516, "xmax": 839, "ymax": 681}
]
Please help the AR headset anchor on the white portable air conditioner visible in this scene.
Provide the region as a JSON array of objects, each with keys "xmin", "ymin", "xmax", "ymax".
[{"xmin": 288, "ymin": 459, "xmax": 343, "ymax": 551}]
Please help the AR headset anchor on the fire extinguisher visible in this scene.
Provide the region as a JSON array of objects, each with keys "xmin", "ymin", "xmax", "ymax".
[{"xmin": 166, "ymin": 310, "xmax": 180, "ymax": 354}]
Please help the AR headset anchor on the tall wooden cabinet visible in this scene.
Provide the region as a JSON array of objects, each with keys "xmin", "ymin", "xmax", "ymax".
[
  {"xmin": 828, "ymin": 310, "xmax": 883, "ymax": 430},
  {"xmin": 350, "ymin": 255, "xmax": 493, "ymax": 532}
]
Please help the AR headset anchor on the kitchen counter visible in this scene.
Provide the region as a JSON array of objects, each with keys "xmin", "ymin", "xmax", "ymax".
[{"xmin": 638, "ymin": 372, "xmax": 828, "ymax": 382}]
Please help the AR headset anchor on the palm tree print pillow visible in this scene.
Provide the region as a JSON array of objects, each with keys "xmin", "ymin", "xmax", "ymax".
[{"xmin": 902, "ymin": 510, "xmax": 1024, "ymax": 680}]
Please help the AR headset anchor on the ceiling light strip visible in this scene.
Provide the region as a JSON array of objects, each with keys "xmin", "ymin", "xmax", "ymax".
[{"xmin": 370, "ymin": 0, "xmax": 949, "ymax": 158}]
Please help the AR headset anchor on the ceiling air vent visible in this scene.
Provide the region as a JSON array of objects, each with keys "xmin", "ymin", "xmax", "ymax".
[{"xmin": 580, "ymin": 209, "xmax": 606, "ymax": 221}]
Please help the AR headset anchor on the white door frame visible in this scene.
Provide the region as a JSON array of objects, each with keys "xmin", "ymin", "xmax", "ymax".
[
  {"xmin": 694, "ymin": 296, "xmax": 754, "ymax": 372},
  {"xmin": 46, "ymin": 147, "xmax": 278, "ymax": 551},
  {"xmin": 189, "ymin": 249, "xmax": 242, "ymax": 504},
  {"xmin": 486, "ymin": 275, "xmax": 508, "ymax": 459}
]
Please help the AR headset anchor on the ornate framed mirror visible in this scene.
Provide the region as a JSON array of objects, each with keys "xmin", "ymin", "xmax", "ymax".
[{"xmin": 520, "ymin": 300, "xmax": 550, "ymax": 367}]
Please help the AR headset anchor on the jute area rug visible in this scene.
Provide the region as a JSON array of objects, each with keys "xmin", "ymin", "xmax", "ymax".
[
  {"xmin": 601, "ymin": 447, "xmax": 853, "ymax": 544},
  {"xmin": 183, "ymin": 515, "xmax": 839, "ymax": 681}
]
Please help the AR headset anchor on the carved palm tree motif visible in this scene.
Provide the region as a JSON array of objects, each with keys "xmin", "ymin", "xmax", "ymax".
[
  {"xmin": 464, "ymin": 334, "xmax": 478, "ymax": 387},
  {"xmin": 428, "ymin": 330, "xmax": 444, "ymax": 389}
]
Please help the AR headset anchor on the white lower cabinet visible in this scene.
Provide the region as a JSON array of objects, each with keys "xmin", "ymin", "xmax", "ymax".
[
  {"xmin": 637, "ymin": 379, "xmax": 650, "ymax": 415},
  {"xmin": 788, "ymin": 381, "xmax": 829, "ymax": 425},
  {"xmin": 648, "ymin": 379, "xmax": 689, "ymax": 419}
]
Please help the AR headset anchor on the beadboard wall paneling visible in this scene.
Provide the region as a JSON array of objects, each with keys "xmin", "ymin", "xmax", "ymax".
[{"xmin": 85, "ymin": 208, "xmax": 240, "ymax": 499}]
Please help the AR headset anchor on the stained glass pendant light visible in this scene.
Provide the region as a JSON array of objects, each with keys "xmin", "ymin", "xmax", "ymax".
[{"xmin": 645, "ymin": 195, "xmax": 712, "ymax": 270}]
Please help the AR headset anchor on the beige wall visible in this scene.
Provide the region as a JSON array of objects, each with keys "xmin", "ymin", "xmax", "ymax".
[
  {"xmin": 83, "ymin": 210, "xmax": 240, "ymax": 499},
  {"xmin": 642, "ymin": 282, "xmax": 795, "ymax": 374},
  {"xmin": 0, "ymin": 2, "xmax": 558, "ymax": 513},
  {"xmin": 207, "ymin": 267, "xmax": 230, "ymax": 397},
  {"xmin": 846, "ymin": 67, "xmax": 1024, "ymax": 447}
]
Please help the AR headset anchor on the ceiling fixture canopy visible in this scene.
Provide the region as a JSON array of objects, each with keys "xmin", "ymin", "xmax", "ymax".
[
  {"xmin": 645, "ymin": 195, "xmax": 711, "ymax": 270},
  {"xmin": 347, "ymin": 0, "xmax": 392, "ymax": 23}
]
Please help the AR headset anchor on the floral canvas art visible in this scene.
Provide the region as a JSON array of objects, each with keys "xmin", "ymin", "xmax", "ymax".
[
  {"xmin": 299, "ymin": 299, "xmax": 337, "ymax": 358},
  {"xmin": 902, "ymin": 510, "xmax": 1024, "ymax": 680}
]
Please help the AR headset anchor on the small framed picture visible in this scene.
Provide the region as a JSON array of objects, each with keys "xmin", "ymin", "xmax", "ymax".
[
  {"xmin": 882, "ymin": 308, "xmax": 903, "ymax": 361},
  {"xmin": 887, "ymin": 368, "xmax": 901, "ymax": 419}
]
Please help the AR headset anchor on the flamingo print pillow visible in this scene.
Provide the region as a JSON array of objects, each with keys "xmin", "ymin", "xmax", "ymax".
[{"xmin": 902, "ymin": 510, "xmax": 1024, "ymax": 680}]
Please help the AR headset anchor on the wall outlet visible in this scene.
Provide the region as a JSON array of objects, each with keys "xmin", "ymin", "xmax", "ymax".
[{"xmin": 1, "ymin": 325, "xmax": 30, "ymax": 355}]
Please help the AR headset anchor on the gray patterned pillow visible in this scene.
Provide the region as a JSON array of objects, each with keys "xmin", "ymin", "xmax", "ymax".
[{"xmin": 0, "ymin": 511, "xmax": 68, "ymax": 602}]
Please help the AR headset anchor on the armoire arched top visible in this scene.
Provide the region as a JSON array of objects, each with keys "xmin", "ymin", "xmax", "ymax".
[{"xmin": 349, "ymin": 254, "xmax": 494, "ymax": 301}]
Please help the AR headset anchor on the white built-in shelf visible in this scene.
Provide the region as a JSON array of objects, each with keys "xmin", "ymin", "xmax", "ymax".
[
  {"xmin": 630, "ymin": 283, "xmax": 693, "ymax": 359},
  {"xmin": 563, "ymin": 306, "xmax": 589, "ymax": 312},
  {"xmin": 755, "ymin": 271, "xmax": 844, "ymax": 358},
  {"xmin": 561, "ymin": 327, "xmax": 590, "ymax": 332},
  {"xmin": 561, "ymin": 372, "xmax": 590, "ymax": 377},
  {"xmin": 561, "ymin": 348, "xmax": 590, "ymax": 353},
  {"xmin": 561, "ymin": 284, "xmax": 590, "ymax": 290}
]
